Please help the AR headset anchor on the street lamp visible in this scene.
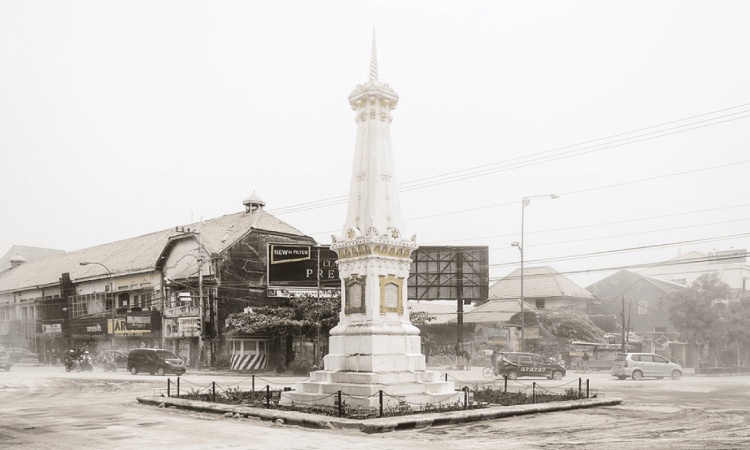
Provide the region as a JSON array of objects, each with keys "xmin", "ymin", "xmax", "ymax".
[
  {"xmin": 512, "ymin": 194, "xmax": 558, "ymax": 352},
  {"xmin": 80, "ymin": 261, "xmax": 115, "ymax": 349}
]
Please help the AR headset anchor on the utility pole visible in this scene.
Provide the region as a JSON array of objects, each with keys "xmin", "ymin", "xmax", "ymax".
[
  {"xmin": 621, "ymin": 295, "xmax": 626, "ymax": 353},
  {"xmin": 198, "ymin": 250, "xmax": 205, "ymax": 369}
]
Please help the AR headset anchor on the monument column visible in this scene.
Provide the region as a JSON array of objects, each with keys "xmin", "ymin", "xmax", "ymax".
[{"xmin": 282, "ymin": 35, "xmax": 459, "ymax": 411}]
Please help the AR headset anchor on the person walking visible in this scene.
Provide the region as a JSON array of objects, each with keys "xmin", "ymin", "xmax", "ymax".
[{"xmin": 582, "ymin": 351, "xmax": 590, "ymax": 372}]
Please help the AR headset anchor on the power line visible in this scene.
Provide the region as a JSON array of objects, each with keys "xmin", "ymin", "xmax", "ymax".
[
  {"xmin": 491, "ymin": 232, "xmax": 750, "ymax": 269},
  {"xmin": 422, "ymin": 203, "xmax": 750, "ymax": 245},
  {"xmin": 307, "ymin": 158, "xmax": 750, "ymax": 238},
  {"xmin": 268, "ymin": 103, "xmax": 750, "ymax": 216}
]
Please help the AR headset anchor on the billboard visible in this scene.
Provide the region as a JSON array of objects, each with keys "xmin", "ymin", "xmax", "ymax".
[
  {"xmin": 268, "ymin": 244, "xmax": 489, "ymax": 301},
  {"xmin": 408, "ymin": 246, "xmax": 489, "ymax": 301},
  {"xmin": 267, "ymin": 244, "xmax": 339, "ymax": 289}
]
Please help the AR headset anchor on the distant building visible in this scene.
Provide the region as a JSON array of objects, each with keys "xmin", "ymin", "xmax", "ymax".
[
  {"xmin": 586, "ymin": 270, "xmax": 684, "ymax": 334},
  {"xmin": 637, "ymin": 249, "xmax": 749, "ymax": 294},
  {"xmin": 489, "ymin": 266, "xmax": 594, "ymax": 310}
]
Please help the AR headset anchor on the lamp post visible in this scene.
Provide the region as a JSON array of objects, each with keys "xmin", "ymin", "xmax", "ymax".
[
  {"xmin": 512, "ymin": 194, "xmax": 558, "ymax": 352},
  {"xmin": 80, "ymin": 261, "xmax": 114, "ymax": 349}
]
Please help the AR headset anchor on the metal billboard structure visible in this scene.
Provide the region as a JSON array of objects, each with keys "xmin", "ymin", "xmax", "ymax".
[{"xmin": 407, "ymin": 246, "xmax": 489, "ymax": 301}]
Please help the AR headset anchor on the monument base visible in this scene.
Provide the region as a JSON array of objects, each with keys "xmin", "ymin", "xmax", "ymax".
[{"xmin": 280, "ymin": 369, "xmax": 462, "ymax": 412}]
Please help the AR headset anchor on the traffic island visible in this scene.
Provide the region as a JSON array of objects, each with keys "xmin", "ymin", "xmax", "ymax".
[{"xmin": 136, "ymin": 395, "xmax": 622, "ymax": 433}]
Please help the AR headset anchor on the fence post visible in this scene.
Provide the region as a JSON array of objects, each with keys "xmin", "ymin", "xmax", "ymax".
[
  {"xmin": 463, "ymin": 386, "xmax": 468, "ymax": 410},
  {"xmin": 177, "ymin": 377, "xmax": 180, "ymax": 397},
  {"xmin": 586, "ymin": 379, "xmax": 590, "ymax": 399},
  {"xmin": 445, "ymin": 373, "xmax": 448, "ymax": 382},
  {"xmin": 578, "ymin": 378, "xmax": 582, "ymax": 398},
  {"xmin": 212, "ymin": 381, "xmax": 216, "ymax": 403},
  {"xmin": 379, "ymin": 390, "xmax": 384, "ymax": 418},
  {"xmin": 338, "ymin": 390, "xmax": 343, "ymax": 417},
  {"xmin": 532, "ymin": 382, "xmax": 536, "ymax": 403},
  {"xmin": 167, "ymin": 378, "xmax": 171, "ymax": 398},
  {"xmin": 266, "ymin": 385, "xmax": 270, "ymax": 408},
  {"xmin": 504, "ymin": 375, "xmax": 508, "ymax": 393},
  {"xmin": 252, "ymin": 375, "xmax": 255, "ymax": 393}
]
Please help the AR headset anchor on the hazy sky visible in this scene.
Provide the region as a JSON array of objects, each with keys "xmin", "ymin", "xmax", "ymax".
[{"xmin": 2, "ymin": 1, "xmax": 749, "ymax": 287}]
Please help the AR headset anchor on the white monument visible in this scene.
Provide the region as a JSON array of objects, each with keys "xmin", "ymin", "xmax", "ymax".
[{"xmin": 282, "ymin": 36, "xmax": 461, "ymax": 412}]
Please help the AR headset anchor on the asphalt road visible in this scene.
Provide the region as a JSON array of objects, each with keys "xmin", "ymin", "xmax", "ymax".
[{"xmin": 1, "ymin": 365, "xmax": 748, "ymax": 449}]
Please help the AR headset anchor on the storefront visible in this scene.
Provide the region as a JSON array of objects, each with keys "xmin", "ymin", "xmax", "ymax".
[
  {"xmin": 162, "ymin": 305, "xmax": 200, "ymax": 367},
  {"xmin": 69, "ymin": 317, "xmax": 108, "ymax": 354},
  {"xmin": 110, "ymin": 310, "xmax": 161, "ymax": 351}
]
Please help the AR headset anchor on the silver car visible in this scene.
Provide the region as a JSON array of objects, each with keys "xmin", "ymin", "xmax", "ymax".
[{"xmin": 612, "ymin": 353, "xmax": 682, "ymax": 380}]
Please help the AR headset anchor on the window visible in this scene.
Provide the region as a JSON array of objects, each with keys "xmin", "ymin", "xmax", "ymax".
[
  {"xmin": 638, "ymin": 300, "xmax": 648, "ymax": 315},
  {"xmin": 654, "ymin": 355, "xmax": 668, "ymax": 363},
  {"xmin": 535, "ymin": 299, "xmax": 545, "ymax": 309},
  {"xmin": 518, "ymin": 355, "xmax": 532, "ymax": 364},
  {"xmin": 639, "ymin": 355, "xmax": 654, "ymax": 362}
]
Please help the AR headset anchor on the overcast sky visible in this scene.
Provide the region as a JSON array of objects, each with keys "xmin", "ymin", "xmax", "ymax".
[{"xmin": 2, "ymin": 1, "xmax": 749, "ymax": 287}]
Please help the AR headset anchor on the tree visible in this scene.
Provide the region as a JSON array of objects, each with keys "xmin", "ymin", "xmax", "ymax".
[
  {"xmin": 668, "ymin": 273, "xmax": 731, "ymax": 366},
  {"xmin": 225, "ymin": 291, "xmax": 340, "ymax": 341}
]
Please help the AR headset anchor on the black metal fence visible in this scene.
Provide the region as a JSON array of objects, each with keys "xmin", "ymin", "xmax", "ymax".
[{"xmin": 158, "ymin": 373, "xmax": 597, "ymax": 420}]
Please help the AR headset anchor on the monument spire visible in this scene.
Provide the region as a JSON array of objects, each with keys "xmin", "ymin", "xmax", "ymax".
[
  {"xmin": 340, "ymin": 34, "xmax": 405, "ymax": 242},
  {"xmin": 369, "ymin": 29, "xmax": 378, "ymax": 81}
]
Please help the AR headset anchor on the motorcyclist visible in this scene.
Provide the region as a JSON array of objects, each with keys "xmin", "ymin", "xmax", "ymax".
[{"xmin": 64, "ymin": 349, "xmax": 77, "ymax": 371}]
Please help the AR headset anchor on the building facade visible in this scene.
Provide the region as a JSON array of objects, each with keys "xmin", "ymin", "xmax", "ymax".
[{"xmin": 0, "ymin": 194, "xmax": 314, "ymax": 369}]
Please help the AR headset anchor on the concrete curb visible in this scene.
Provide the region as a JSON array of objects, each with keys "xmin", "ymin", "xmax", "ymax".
[{"xmin": 136, "ymin": 395, "xmax": 622, "ymax": 433}]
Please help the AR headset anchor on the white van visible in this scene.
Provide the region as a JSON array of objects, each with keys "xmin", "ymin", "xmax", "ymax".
[{"xmin": 612, "ymin": 353, "xmax": 682, "ymax": 380}]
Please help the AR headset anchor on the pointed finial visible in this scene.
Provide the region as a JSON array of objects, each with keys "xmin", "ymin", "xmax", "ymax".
[{"xmin": 369, "ymin": 29, "xmax": 378, "ymax": 81}]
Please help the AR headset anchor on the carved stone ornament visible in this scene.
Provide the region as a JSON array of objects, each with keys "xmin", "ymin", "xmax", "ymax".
[{"xmin": 366, "ymin": 227, "xmax": 379, "ymax": 237}]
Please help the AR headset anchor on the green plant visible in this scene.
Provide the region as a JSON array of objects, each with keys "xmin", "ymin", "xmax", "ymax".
[{"xmin": 288, "ymin": 359, "xmax": 313, "ymax": 375}]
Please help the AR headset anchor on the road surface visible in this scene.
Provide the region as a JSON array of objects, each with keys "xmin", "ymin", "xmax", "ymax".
[{"xmin": 1, "ymin": 366, "xmax": 748, "ymax": 449}]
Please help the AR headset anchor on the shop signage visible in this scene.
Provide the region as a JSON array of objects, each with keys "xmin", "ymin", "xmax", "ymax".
[
  {"xmin": 110, "ymin": 317, "xmax": 151, "ymax": 336},
  {"xmin": 127, "ymin": 314, "xmax": 151, "ymax": 330},
  {"xmin": 42, "ymin": 323, "xmax": 62, "ymax": 334},
  {"xmin": 178, "ymin": 317, "xmax": 200, "ymax": 337},
  {"xmin": 72, "ymin": 319, "xmax": 107, "ymax": 336},
  {"xmin": 267, "ymin": 244, "xmax": 339, "ymax": 288},
  {"xmin": 164, "ymin": 305, "xmax": 200, "ymax": 318}
]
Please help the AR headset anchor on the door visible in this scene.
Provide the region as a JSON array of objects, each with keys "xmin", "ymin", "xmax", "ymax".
[
  {"xmin": 637, "ymin": 354, "xmax": 655, "ymax": 376},
  {"xmin": 517, "ymin": 355, "xmax": 533, "ymax": 376},
  {"xmin": 653, "ymin": 354, "xmax": 671, "ymax": 376},
  {"xmin": 144, "ymin": 352, "xmax": 158, "ymax": 373}
]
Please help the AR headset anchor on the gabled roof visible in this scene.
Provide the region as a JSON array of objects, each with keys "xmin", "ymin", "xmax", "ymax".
[
  {"xmin": 489, "ymin": 266, "xmax": 594, "ymax": 300},
  {"xmin": 0, "ymin": 245, "xmax": 66, "ymax": 271},
  {"xmin": 0, "ymin": 208, "xmax": 309, "ymax": 294},
  {"xmin": 448, "ymin": 298, "xmax": 535, "ymax": 324},
  {"xmin": 586, "ymin": 269, "xmax": 684, "ymax": 299}
]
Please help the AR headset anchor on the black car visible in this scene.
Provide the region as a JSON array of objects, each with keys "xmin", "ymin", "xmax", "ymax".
[{"xmin": 495, "ymin": 352, "xmax": 566, "ymax": 380}]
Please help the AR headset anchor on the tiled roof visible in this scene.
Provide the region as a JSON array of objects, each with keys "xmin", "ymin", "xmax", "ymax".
[
  {"xmin": 0, "ymin": 209, "xmax": 308, "ymax": 293},
  {"xmin": 489, "ymin": 266, "xmax": 594, "ymax": 300},
  {"xmin": 0, "ymin": 245, "xmax": 65, "ymax": 271},
  {"xmin": 447, "ymin": 298, "xmax": 535, "ymax": 324}
]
